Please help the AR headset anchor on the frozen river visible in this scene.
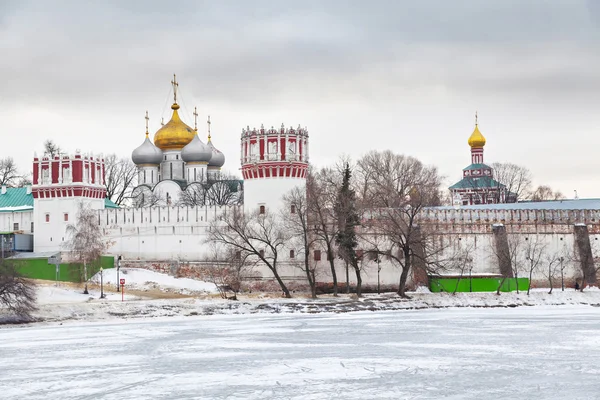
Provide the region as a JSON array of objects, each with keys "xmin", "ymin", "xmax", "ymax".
[{"xmin": 1, "ymin": 306, "xmax": 600, "ymax": 399}]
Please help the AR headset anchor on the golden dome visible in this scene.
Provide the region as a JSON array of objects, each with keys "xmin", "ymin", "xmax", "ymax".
[
  {"xmin": 153, "ymin": 103, "xmax": 195, "ymax": 151},
  {"xmin": 468, "ymin": 124, "xmax": 486, "ymax": 148}
]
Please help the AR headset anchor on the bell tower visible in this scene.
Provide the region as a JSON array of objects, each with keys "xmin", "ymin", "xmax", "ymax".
[{"xmin": 240, "ymin": 124, "xmax": 309, "ymax": 213}]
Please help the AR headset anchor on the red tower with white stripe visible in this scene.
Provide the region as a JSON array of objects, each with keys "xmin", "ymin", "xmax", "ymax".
[
  {"xmin": 32, "ymin": 150, "xmax": 107, "ymax": 252},
  {"xmin": 241, "ymin": 124, "xmax": 309, "ymax": 212}
]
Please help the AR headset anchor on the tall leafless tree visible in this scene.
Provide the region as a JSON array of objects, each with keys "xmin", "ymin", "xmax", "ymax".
[
  {"xmin": 530, "ymin": 185, "xmax": 565, "ymax": 202},
  {"xmin": 0, "ymin": 260, "xmax": 37, "ymax": 319},
  {"xmin": 283, "ymin": 186, "xmax": 319, "ymax": 298},
  {"xmin": 308, "ymin": 168, "xmax": 341, "ymax": 295},
  {"xmin": 522, "ymin": 236, "xmax": 547, "ymax": 295},
  {"xmin": 202, "ymin": 243, "xmax": 254, "ymax": 300},
  {"xmin": 490, "ymin": 162, "xmax": 532, "ymax": 201},
  {"xmin": 207, "ymin": 207, "xmax": 292, "ymax": 297},
  {"xmin": 104, "ymin": 154, "xmax": 137, "ymax": 206},
  {"xmin": 64, "ymin": 202, "xmax": 111, "ymax": 294},
  {"xmin": 43, "ymin": 140, "xmax": 62, "ymax": 158},
  {"xmin": 356, "ymin": 150, "xmax": 444, "ymax": 297},
  {"xmin": 0, "ymin": 157, "xmax": 21, "ymax": 187}
]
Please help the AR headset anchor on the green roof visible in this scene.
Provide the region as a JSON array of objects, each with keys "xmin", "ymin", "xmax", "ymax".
[
  {"xmin": 104, "ymin": 198, "xmax": 119, "ymax": 209},
  {"xmin": 463, "ymin": 163, "xmax": 492, "ymax": 171},
  {"xmin": 0, "ymin": 187, "xmax": 33, "ymax": 212},
  {"xmin": 449, "ymin": 176, "xmax": 505, "ymax": 190}
]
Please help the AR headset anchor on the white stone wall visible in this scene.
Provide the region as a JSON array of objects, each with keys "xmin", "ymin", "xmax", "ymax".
[
  {"xmin": 0, "ymin": 211, "xmax": 33, "ymax": 234},
  {"xmin": 33, "ymin": 197, "xmax": 104, "ymax": 253}
]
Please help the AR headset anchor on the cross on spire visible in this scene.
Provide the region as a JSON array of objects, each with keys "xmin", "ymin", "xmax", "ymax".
[
  {"xmin": 207, "ymin": 115, "xmax": 212, "ymax": 141},
  {"xmin": 145, "ymin": 110, "xmax": 149, "ymax": 136},
  {"xmin": 171, "ymin": 74, "xmax": 179, "ymax": 104},
  {"xmin": 475, "ymin": 111, "xmax": 478, "ymax": 126},
  {"xmin": 193, "ymin": 106, "xmax": 198, "ymax": 131}
]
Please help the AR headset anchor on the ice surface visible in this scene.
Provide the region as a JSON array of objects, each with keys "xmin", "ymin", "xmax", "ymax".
[{"xmin": 1, "ymin": 307, "xmax": 600, "ymax": 399}]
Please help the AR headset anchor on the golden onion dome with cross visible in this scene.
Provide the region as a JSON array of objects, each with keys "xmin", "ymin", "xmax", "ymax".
[
  {"xmin": 467, "ymin": 112, "xmax": 486, "ymax": 148},
  {"xmin": 153, "ymin": 75, "xmax": 196, "ymax": 151}
]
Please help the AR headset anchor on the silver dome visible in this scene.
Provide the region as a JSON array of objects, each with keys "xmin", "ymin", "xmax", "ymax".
[
  {"xmin": 132, "ymin": 136, "xmax": 163, "ymax": 165},
  {"xmin": 181, "ymin": 134, "xmax": 212, "ymax": 163},
  {"xmin": 207, "ymin": 140, "xmax": 225, "ymax": 168}
]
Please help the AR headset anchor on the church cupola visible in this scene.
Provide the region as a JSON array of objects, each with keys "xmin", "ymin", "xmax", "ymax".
[
  {"xmin": 206, "ymin": 116, "xmax": 226, "ymax": 177},
  {"xmin": 132, "ymin": 111, "xmax": 162, "ymax": 185},
  {"xmin": 469, "ymin": 112, "xmax": 486, "ymax": 164},
  {"xmin": 182, "ymin": 107, "xmax": 213, "ymax": 182}
]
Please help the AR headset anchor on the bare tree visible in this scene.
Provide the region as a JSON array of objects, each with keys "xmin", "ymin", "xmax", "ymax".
[
  {"xmin": 208, "ymin": 207, "xmax": 292, "ymax": 297},
  {"xmin": 43, "ymin": 140, "xmax": 62, "ymax": 158},
  {"xmin": 0, "ymin": 157, "xmax": 21, "ymax": 187},
  {"xmin": 104, "ymin": 154, "xmax": 137, "ymax": 206},
  {"xmin": 356, "ymin": 150, "xmax": 444, "ymax": 297},
  {"xmin": 283, "ymin": 186, "xmax": 319, "ymax": 298},
  {"xmin": 531, "ymin": 185, "xmax": 565, "ymax": 202},
  {"xmin": 64, "ymin": 202, "xmax": 111, "ymax": 294},
  {"xmin": 491, "ymin": 162, "xmax": 532, "ymax": 201},
  {"xmin": 544, "ymin": 251, "xmax": 563, "ymax": 294},
  {"xmin": 205, "ymin": 180, "xmax": 242, "ymax": 206},
  {"xmin": 0, "ymin": 260, "xmax": 36, "ymax": 319},
  {"xmin": 308, "ymin": 168, "xmax": 341, "ymax": 295},
  {"xmin": 522, "ymin": 236, "xmax": 547, "ymax": 295},
  {"xmin": 178, "ymin": 183, "xmax": 207, "ymax": 207},
  {"xmin": 490, "ymin": 232, "xmax": 522, "ymax": 295},
  {"xmin": 447, "ymin": 241, "xmax": 474, "ymax": 295},
  {"xmin": 202, "ymin": 243, "xmax": 253, "ymax": 300}
]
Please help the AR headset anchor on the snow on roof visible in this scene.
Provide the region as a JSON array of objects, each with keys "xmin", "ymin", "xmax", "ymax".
[
  {"xmin": 0, "ymin": 187, "xmax": 33, "ymax": 212},
  {"xmin": 0, "ymin": 205, "xmax": 33, "ymax": 212},
  {"xmin": 433, "ymin": 198, "xmax": 600, "ymax": 211}
]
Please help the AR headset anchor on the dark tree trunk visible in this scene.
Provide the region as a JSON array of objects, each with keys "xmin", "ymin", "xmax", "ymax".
[
  {"xmin": 269, "ymin": 267, "xmax": 291, "ymax": 298},
  {"xmin": 327, "ymin": 247, "xmax": 338, "ymax": 296},
  {"xmin": 304, "ymin": 250, "xmax": 316, "ymax": 299},
  {"xmin": 397, "ymin": 248, "xmax": 411, "ymax": 298},
  {"xmin": 353, "ymin": 262, "xmax": 362, "ymax": 297},
  {"xmin": 345, "ymin": 261, "xmax": 350, "ymax": 294}
]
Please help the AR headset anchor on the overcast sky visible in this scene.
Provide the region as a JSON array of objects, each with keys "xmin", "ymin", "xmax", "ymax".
[{"xmin": 1, "ymin": 0, "xmax": 599, "ymax": 197}]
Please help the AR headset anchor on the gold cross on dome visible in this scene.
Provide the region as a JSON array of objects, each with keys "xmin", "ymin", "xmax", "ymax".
[
  {"xmin": 171, "ymin": 74, "xmax": 179, "ymax": 103},
  {"xmin": 193, "ymin": 106, "xmax": 198, "ymax": 131},
  {"xmin": 207, "ymin": 115, "xmax": 212, "ymax": 141},
  {"xmin": 145, "ymin": 110, "xmax": 149, "ymax": 136}
]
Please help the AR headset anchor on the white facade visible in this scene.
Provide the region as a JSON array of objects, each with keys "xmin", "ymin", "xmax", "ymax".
[
  {"xmin": 34, "ymin": 197, "xmax": 104, "ymax": 253},
  {"xmin": 0, "ymin": 210, "xmax": 33, "ymax": 234}
]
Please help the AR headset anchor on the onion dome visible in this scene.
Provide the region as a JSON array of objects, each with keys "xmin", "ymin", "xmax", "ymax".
[
  {"xmin": 181, "ymin": 133, "xmax": 212, "ymax": 163},
  {"xmin": 132, "ymin": 113, "xmax": 163, "ymax": 165},
  {"xmin": 153, "ymin": 103, "xmax": 195, "ymax": 151},
  {"xmin": 468, "ymin": 113, "xmax": 486, "ymax": 148},
  {"xmin": 207, "ymin": 138, "xmax": 225, "ymax": 168}
]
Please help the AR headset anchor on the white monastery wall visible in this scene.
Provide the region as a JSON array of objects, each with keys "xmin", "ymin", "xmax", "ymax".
[
  {"xmin": 34, "ymin": 197, "xmax": 104, "ymax": 253},
  {"xmin": 0, "ymin": 211, "xmax": 33, "ymax": 234}
]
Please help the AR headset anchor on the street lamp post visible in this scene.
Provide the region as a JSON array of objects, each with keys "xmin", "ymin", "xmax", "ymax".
[
  {"xmin": 116, "ymin": 255, "xmax": 121, "ymax": 292},
  {"xmin": 100, "ymin": 266, "xmax": 106, "ymax": 299}
]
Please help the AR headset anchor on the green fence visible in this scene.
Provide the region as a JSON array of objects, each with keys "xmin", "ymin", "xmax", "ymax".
[
  {"xmin": 10, "ymin": 256, "xmax": 115, "ymax": 283},
  {"xmin": 429, "ymin": 276, "xmax": 529, "ymax": 293}
]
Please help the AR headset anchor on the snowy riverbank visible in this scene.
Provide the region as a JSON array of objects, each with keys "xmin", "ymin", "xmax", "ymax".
[{"xmin": 2, "ymin": 268, "xmax": 600, "ymax": 325}]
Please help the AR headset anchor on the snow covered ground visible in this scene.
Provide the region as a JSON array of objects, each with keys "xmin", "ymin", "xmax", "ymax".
[
  {"xmin": 3, "ymin": 267, "xmax": 600, "ymax": 324},
  {"xmin": 1, "ymin": 307, "xmax": 600, "ymax": 399}
]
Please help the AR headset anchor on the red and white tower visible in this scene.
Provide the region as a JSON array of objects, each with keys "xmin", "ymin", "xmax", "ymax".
[
  {"xmin": 241, "ymin": 124, "xmax": 309, "ymax": 212},
  {"xmin": 32, "ymin": 150, "xmax": 107, "ymax": 252}
]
